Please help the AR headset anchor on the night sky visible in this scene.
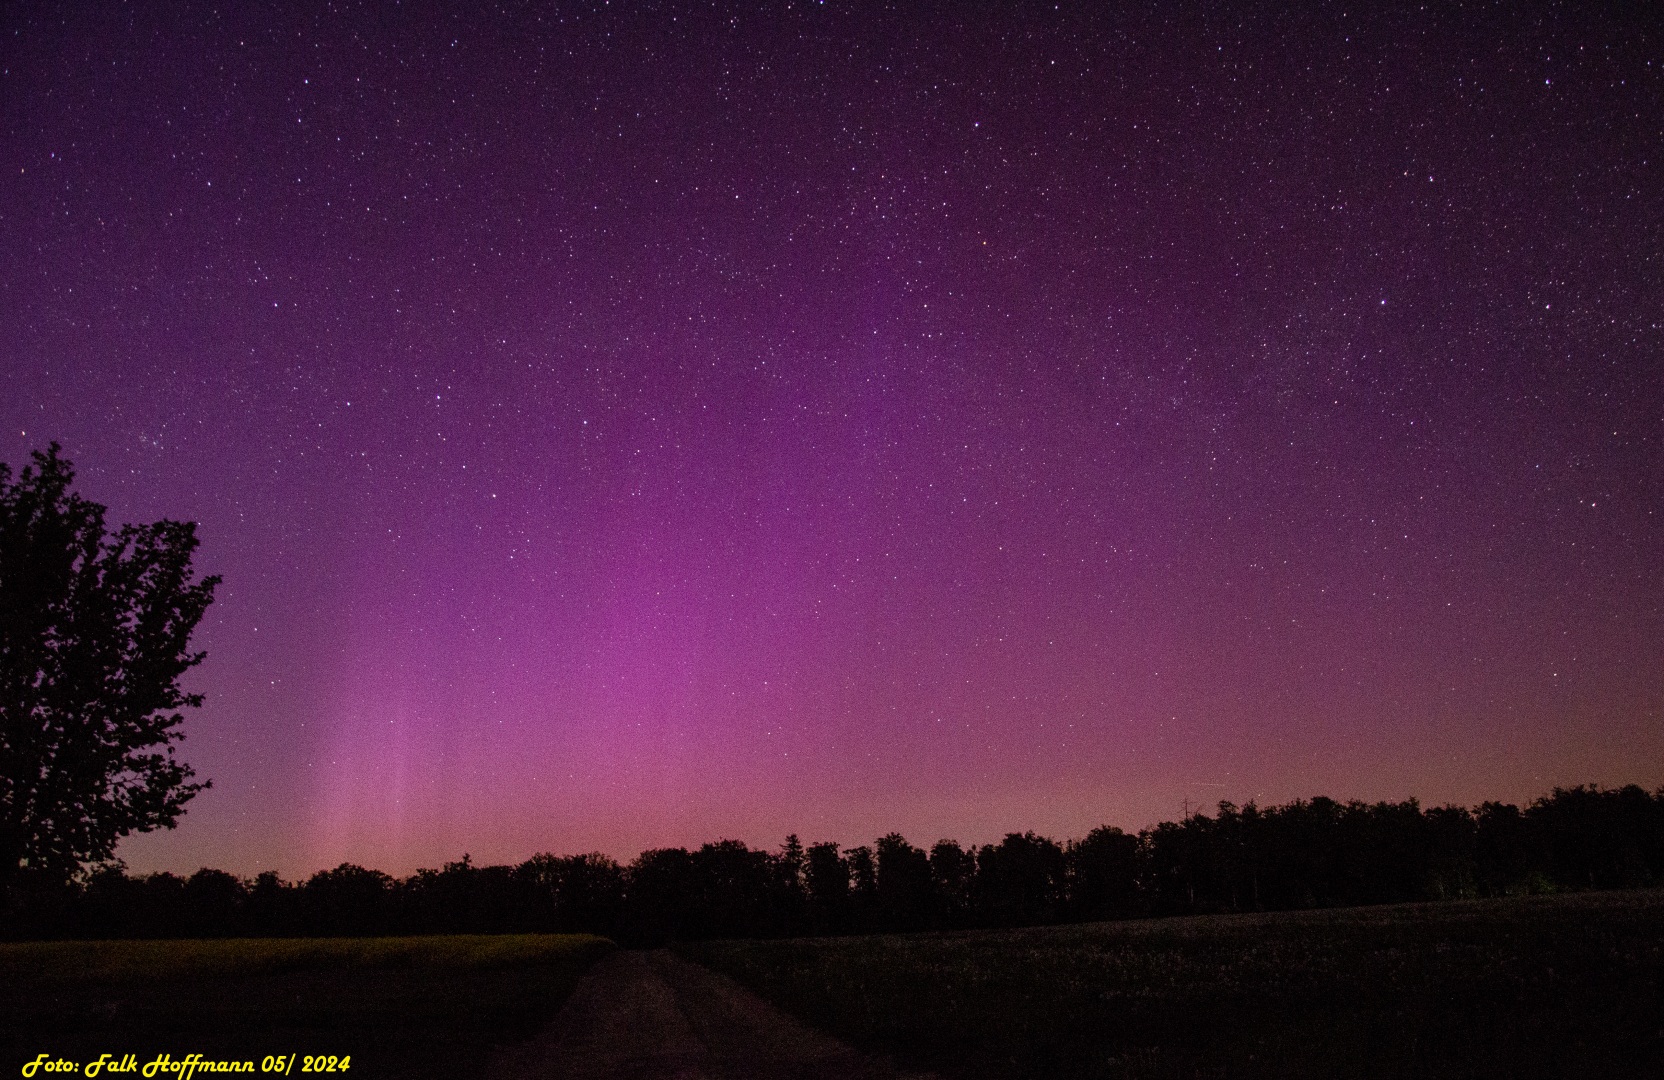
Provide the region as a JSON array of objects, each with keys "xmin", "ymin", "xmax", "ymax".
[{"xmin": 3, "ymin": 2, "xmax": 1660, "ymax": 880}]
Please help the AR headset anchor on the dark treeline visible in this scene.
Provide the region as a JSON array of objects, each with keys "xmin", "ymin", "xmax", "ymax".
[{"xmin": 6, "ymin": 784, "xmax": 1663, "ymax": 943}]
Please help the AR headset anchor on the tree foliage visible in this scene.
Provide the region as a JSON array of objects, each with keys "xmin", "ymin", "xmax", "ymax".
[
  {"xmin": 0, "ymin": 444, "xmax": 219, "ymax": 889},
  {"xmin": 4, "ymin": 783, "xmax": 1662, "ymax": 942}
]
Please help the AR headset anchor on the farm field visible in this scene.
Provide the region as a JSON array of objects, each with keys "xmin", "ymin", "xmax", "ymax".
[
  {"xmin": 0, "ymin": 933, "xmax": 614, "ymax": 1079},
  {"xmin": 681, "ymin": 889, "xmax": 1664, "ymax": 1079}
]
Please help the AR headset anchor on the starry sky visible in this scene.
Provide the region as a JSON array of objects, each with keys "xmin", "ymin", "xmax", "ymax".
[{"xmin": 3, "ymin": 2, "xmax": 1660, "ymax": 880}]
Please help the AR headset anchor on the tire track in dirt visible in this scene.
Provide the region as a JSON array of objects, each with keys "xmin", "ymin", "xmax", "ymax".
[{"xmin": 482, "ymin": 949, "xmax": 936, "ymax": 1080}]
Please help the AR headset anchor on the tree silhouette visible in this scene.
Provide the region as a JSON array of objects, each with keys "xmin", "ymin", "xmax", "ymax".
[
  {"xmin": 303, "ymin": 863, "xmax": 393, "ymax": 936},
  {"xmin": 519, "ymin": 851, "xmax": 626, "ymax": 935},
  {"xmin": 929, "ymin": 839, "xmax": 974, "ymax": 923},
  {"xmin": 1068, "ymin": 825, "xmax": 1140, "ymax": 919},
  {"xmin": 1532, "ymin": 784, "xmax": 1662, "ymax": 890},
  {"xmin": 182, "ymin": 866, "xmax": 246, "ymax": 937},
  {"xmin": 627, "ymin": 846, "xmax": 697, "ymax": 944},
  {"xmin": 976, "ymin": 832, "xmax": 1066, "ymax": 926},
  {"xmin": 771, "ymin": 834, "xmax": 808, "ymax": 932},
  {"xmin": 805, "ymin": 841, "xmax": 848, "ymax": 933},
  {"xmin": 691, "ymin": 839, "xmax": 775, "ymax": 939},
  {"xmin": 844, "ymin": 844, "xmax": 877, "ymax": 930},
  {"xmin": 0, "ymin": 445, "xmax": 219, "ymax": 891},
  {"xmin": 875, "ymin": 833, "xmax": 933, "ymax": 930}
]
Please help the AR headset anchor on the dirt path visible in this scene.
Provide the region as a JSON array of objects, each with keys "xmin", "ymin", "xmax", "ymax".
[{"xmin": 481, "ymin": 949, "xmax": 936, "ymax": 1080}]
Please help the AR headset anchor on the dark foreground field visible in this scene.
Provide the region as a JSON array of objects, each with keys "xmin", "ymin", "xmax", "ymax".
[
  {"xmin": 682, "ymin": 889, "xmax": 1664, "ymax": 1080},
  {"xmin": 6, "ymin": 893, "xmax": 1661, "ymax": 1079},
  {"xmin": 0, "ymin": 934, "xmax": 614, "ymax": 1079}
]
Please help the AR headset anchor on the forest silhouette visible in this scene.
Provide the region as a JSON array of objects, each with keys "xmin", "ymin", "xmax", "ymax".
[{"xmin": 6, "ymin": 784, "xmax": 1660, "ymax": 944}]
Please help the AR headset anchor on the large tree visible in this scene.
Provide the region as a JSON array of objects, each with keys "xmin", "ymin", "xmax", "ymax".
[{"xmin": 0, "ymin": 444, "xmax": 219, "ymax": 889}]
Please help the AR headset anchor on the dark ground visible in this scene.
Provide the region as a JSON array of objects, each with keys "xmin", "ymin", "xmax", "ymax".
[
  {"xmin": 0, "ymin": 940, "xmax": 610, "ymax": 1080},
  {"xmin": 6, "ymin": 891, "xmax": 1661, "ymax": 1079},
  {"xmin": 482, "ymin": 949, "xmax": 933, "ymax": 1080},
  {"xmin": 682, "ymin": 889, "xmax": 1664, "ymax": 1079}
]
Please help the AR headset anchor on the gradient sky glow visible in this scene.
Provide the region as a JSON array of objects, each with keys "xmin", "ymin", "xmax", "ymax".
[{"xmin": 3, "ymin": 2, "xmax": 1660, "ymax": 879}]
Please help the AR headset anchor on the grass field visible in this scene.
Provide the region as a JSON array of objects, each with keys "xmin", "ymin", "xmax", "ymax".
[
  {"xmin": 0, "ymin": 934, "xmax": 614, "ymax": 1079},
  {"xmin": 681, "ymin": 889, "xmax": 1664, "ymax": 1079}
]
